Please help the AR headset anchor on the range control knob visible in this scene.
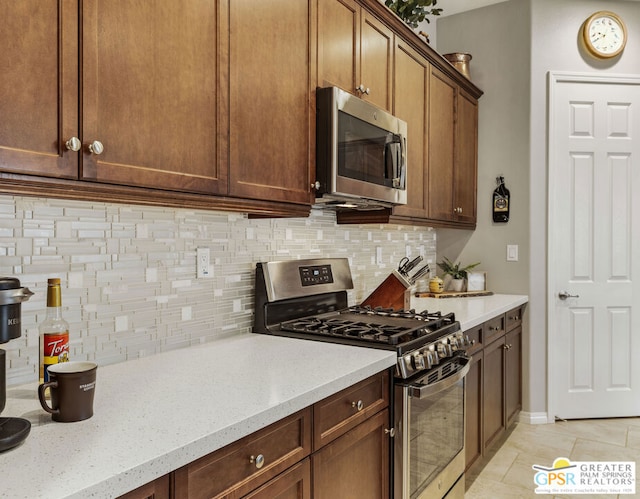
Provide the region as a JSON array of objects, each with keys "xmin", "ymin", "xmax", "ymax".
[
  {"xmin": 423, "ymin": 350, "xmax": 434, "ymax": 369},
  {"xmin": 411, "ymin": 353, "xmax": 426, "ymax": 370},
  {"xmin": 437, "ymin": 342, "xmax": 454, "ymax": 358},
  {"xmin": 429, "ymin": 349, "xmax": 440, "ymax": 365},
  {"xmin": 448, "ymin": 336, "xmax": 461, "ymax": 350}
]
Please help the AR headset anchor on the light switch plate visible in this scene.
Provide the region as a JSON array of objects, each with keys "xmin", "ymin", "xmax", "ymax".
[{"xmin": 507, "ymin": 244, "xmax": 519, "ymax": 262}]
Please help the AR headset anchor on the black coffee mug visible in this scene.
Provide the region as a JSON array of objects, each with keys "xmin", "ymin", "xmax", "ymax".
[{"xmin": 38, "ymin": 361, "xmax": 97, "ymax": 422}]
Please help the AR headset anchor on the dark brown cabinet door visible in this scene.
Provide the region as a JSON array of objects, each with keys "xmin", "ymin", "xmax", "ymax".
[
  {"xmin": 81, "ymin": 0, "xmax": 225, "ymax": 194},
  {"xmin": 0, "ymin": 0, "xmax": 79, "ymax": 179},
  {"xmin": 427, "ymin": 67, "xmax": 456, "ymax": 222},
  {"xmin": 227, "ymin": 0, "xmax": 313, "ymax": 204},
  {"xmin": 392, "ymin": 41, "xmax": 429, "ymax": 219},
  {"xmin": 359, "ymin": 11, "xmax": 393, "ymax": 111},
  {"xmin": 483, "ymin": 336, "xmax": 506, "ymax": 450},
  {"xmin": 312, "ymin": 409, "xmax": 390, "ymax": 499},
  {"xmin": 454, "ymin": 90, "xmax": 478, "ymax": 225},
  {"xmin": 317, "ymin": 0, "xmax": 393, "ymax": 111},
  {"xmin": 244, "ymin": 459, "xmax": 311, "ymax": 499},
  {"xmin": 317, "ymin": 0, "xmax": 360, "ymax": 92},
  {"xmin": 505, "ymin": 326, "xmax": 522, "ymax": 427},
  {"xmin": 465, "ymin": 350, "xmax": 483, "ymax": 471}
]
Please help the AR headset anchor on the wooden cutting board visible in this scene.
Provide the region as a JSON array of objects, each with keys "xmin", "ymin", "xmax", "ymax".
[{"xmin": 414, "ymin": 290, "xmax": 494, "ymax": 299}]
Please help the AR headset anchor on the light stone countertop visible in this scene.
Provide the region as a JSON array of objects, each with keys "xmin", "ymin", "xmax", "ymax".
[
  {"xmin": 411, "ymin": 293, "xmax": 529, "ymax": 331},
  {"xmin": 0, "ymin": 293, "xmax": 527, "ymax": 498},
  {"xmin": 0, "ymin": 333, "xmax": 396, "ymax": 499}
]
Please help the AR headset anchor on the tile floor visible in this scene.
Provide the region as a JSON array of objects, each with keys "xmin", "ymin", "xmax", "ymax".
[{"xmin": 465, "ymin": 417, "xmax": 640, "ymax": 498}]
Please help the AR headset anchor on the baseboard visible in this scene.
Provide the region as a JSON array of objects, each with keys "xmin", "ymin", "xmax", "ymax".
[{"xmin": 518, "ymin": 411, "xmax": 550, "ymax": 424}]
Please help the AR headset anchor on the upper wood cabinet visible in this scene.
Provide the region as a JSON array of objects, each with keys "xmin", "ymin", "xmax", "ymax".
[
  {"xmin": 426, "ymin": 68, "xmax": 478, "ymax": 227},
  {"xmin": 317, "ymin": 0, "xmax": 393, "ymax": 111},
  {"xmin": 81, "ymin": 0, "xmax": 225, "ymax": 194},
  {"xmin": 426, "ymin": 67, "xmax": 457, "ymax": 222},
  {"xmin": 332, "ymin": 0, "xmax": 482, "ymax": 229},
  {"xmin": 454, "ymin": 90, "xmax": 479, "ymax": 225},
  {"xmin": 0, "ymin": 1, "xmax": 225, "ymax": 194},
  {"xmin": 227, "ymin": 0, "xmax": 315, "ymax": 205},
  {"xmin": 391, "ymin": 40, "xmax": 429, "ymax": 219},
  {"xmin": 0, "ymin": 0, "xmax": 79, "ymax": 180},
  {"xmin": 0, "ymin": 0, "xmax": 312, "ymax": 216}
]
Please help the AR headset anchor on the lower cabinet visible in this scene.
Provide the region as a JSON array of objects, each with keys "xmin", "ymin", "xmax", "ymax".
[
  {"xmin": 245, "ymin": 459, "xmax": 311, "ymax": 499},
  {"xmin": 120, "ymin": 370, "xmax": 392, "ymax": 499},
  {"xmin": 464, "ymin": 340, "xmax": 483, "ymax": 471},
  {"xmin": 465, "ymin": 305, "xmax": 526, "ymax": 471},
  {"xmin": 312, "ymin": 409, "xmax": 390, "ymax": 499}
]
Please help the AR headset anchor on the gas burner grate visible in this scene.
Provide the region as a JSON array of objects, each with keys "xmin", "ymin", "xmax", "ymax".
[
  {"xmin": 279, "ymin": 315, "xmax": 435, "ymax": 346},
  {"xmin": 347, "ymin": 306, "xmax": 449, "ymax": 323}
]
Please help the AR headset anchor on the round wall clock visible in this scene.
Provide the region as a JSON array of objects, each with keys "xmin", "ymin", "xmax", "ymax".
[{"xmin": 582, "ymin": 11, "xmax": 627, "ymax": 59}]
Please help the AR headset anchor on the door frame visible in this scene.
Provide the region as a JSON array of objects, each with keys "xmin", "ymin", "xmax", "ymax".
[{"xmin": 546, "ymin": 71, "xmax": 640, "ymax": 421}]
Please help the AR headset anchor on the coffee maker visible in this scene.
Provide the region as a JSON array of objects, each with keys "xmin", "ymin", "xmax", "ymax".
[{"xmin": 0, "ymin": 277, "xmax": 34, "ymax": 452}]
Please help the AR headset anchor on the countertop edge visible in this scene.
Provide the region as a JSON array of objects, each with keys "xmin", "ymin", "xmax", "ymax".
[{"xmin": 458, "ymin": 295, "xmax": 529, "ymax": 331}]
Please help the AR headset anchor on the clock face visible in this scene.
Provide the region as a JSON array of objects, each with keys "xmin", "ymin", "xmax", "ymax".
[{"xmin": 583, "ymin": 11, "xmax": 627, "ymax": 58}]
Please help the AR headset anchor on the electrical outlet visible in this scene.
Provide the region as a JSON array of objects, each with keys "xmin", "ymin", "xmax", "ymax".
[{"xmin": 196, "ymin": 247, "xmax": 211, "ymax": 278}]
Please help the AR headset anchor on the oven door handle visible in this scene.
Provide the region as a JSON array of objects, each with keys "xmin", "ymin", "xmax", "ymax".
[{"xmin": 409, "ymin": 356, "xmax": 471, "ymax": 399}]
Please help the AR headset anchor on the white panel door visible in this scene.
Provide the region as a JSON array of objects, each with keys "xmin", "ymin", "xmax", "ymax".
[{"xmin": 548, "ymin": 73, "xmax": 640, "ymax": 419}]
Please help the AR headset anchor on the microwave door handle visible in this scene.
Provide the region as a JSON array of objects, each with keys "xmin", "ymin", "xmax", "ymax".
[
  {"xmin": 385, "ymin": 135, "xmax": 402, "ymax": 185},
  {"xmin": 398, "ymin": 136, "xmax": 406, "ymax": 189}
]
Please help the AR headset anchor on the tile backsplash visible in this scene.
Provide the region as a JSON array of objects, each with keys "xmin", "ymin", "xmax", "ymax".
[{"xmin": 0, "ymin": 195, "xmax": 436, "ymax": 385}]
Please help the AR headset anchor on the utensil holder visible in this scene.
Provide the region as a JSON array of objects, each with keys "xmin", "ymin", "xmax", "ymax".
[{"xmin": 360, "ymin": 271, "xmax": 412, "ymax": 310}]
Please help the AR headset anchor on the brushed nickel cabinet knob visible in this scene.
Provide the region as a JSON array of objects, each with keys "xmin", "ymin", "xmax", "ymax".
[{"xmin": 65, "ymin": 137, "xmax": 81, "ymax": 152}]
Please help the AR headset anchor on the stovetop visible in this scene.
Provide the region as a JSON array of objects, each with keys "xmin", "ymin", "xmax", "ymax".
[{"xmin": 279, "ymin": 306, "xmax": 458, "ymax": 353}]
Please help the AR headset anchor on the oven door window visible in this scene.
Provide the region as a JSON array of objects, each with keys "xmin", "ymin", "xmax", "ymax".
[
  {"xmin": 337, "ymin": 111, "xmax": 401, "ymax": 187},
  {"xmin": 409, "ymin": 378, "xmax": 464, "ymax": 498}
]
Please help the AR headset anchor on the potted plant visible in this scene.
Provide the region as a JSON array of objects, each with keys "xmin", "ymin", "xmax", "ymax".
[
  {"xmin": 384, "ymin": 0, "xmax": 443, "ymax": 29},
  {"xmin": 437, "ymin": 256, "xmax": 480, "ymax": 292}
]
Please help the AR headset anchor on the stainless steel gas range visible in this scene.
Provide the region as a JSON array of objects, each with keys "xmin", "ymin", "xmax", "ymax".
[{"xmin": 253, "ymin": 258, "xmax": 471, "ymax": 499}]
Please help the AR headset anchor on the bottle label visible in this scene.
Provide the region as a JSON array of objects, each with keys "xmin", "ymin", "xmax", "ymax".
[
  {"xmin": 494, "ymin": 195, "xmax": 509, "ymax": 212},
  {"xmin": 43, "ymin": 332, "xmax": 69, "ymax": 382}
]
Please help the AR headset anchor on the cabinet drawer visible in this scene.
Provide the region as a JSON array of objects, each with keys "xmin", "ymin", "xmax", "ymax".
[
  {"xmin": 484, "ymin": 314, "xmax": 505, "ymax": 345},
  {"xmin": 173, "ymin": 408, "xmax": 312, "ymax": 499},
  {"xmin": 464, "ymin": 324, "xmax": 483, "ymax": 355},
  {"xmin": 313, "ymin": 370, "xmax": 390, "ymax": 450},
  {"xmin": 506, "ymin": 306, "xmax": 525, "ymax": 332}
]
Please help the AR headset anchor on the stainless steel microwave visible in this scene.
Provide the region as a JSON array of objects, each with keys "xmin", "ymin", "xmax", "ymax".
[{"xmin": 315, "ymin": 86, "xmax": 407, "ymax": 208}]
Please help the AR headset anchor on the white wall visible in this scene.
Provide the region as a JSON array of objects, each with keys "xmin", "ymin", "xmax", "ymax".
[
  {"xmin": 1, "ymin": 195, "xmax": 436, "ymax": 385},
  {"xmin": 436, "ymin": 0, "xmax": 640, "ymax": 419},
  {"xmin": 436, "ymin": 0, "xmax": 533, "ymax": 409}
]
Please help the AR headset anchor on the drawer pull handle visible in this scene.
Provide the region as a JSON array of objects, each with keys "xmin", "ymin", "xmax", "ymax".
[
  {"xmin": 503, "ymin": 344, "xmax": 512, "ymax": 350},
  {"xmin": 250, "ymin": 454, "xmax": 265, "ymax": 469},
  {"xmin": 509, "ymin": 315, "xmax": 520, "ymax": 321},
  {"xmin": 352, "ymin": 400, "xmax": 364, "ymax": 411},
  {"xmin": 489, "ymin": 326, "xmax": 501, "ymax": 331},
  {"xmin": 385, "ymin": 427, "xmax": 396, "ymax": 437}
]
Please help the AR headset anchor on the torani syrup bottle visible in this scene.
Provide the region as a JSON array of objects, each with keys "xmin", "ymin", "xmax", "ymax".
[{"xmin": 39, "ymin": 278, "xmax": 70, "ymax": 383}]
